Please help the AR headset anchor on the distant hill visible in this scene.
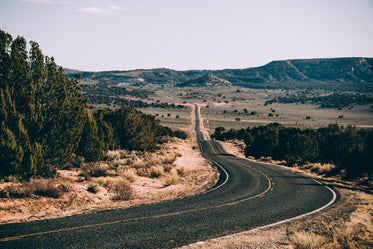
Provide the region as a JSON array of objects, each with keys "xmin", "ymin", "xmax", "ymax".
[
  {"xmin": 66, "ymin": 57, "xmax": 373, "ymax": 92},
  {"xmin": 177, "ymin": 73, "xmax": 232, "ymax": 87}
]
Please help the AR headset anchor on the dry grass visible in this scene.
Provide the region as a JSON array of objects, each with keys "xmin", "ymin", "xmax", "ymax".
[
  {"xmin": 123, "ymin": 168, "xmax": 137, "ymax": 182},
  {"xmin": 60, "ymin": 181, "xmax": 74, "ymax": 192},
  {"xmin": 183, "ymin": 188, "xmax": 373, "ymax": 249},
  {"xmin": 95, "ymin": 176, "xmax": 117, "ymax": 187},
  {"xmin": 290, "ymin": 231, "xmax": 328, "ymax": 249},
  {"xmin": 80, "ymin": 163, "xmax": 109, "ymax": 179},
  {"xmin": 0, "ymin": 179, "xmax": 65, "ymax": 198},
  {"xmin": 148, "ymin": 166, "xmax": 164, "ymax": 178},
  {"xmin": 163, "ymin": 173, "xmax": 180, "ymax": 187},
  {"xmin": 303, "ymin": 163, "xmax": 336, "ymax": 175},
  {"xmin": 110, "ymin": 179, "xmax": 133, "ymax": 201},
  {"xmin": 106, "ymin": 150, "xmax": 121, "ymax": 161}
]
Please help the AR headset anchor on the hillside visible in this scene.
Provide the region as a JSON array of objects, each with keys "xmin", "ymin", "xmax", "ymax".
[
  {"xmin": 67, "ymin": 57, "xmax": 373, "ymax": 92},
  {"xmin": 177, "ymin": 74, "xmax": 232, "ymax": 87}
]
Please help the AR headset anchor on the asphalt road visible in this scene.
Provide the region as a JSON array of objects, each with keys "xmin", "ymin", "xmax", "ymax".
[{"xmin": 0, "ymin": 105, "xmax": 335, "ymax": 249}]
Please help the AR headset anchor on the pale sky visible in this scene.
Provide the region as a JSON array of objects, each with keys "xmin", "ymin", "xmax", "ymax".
[{"xmin": 1, "ymin": 0, "xmax": 372, "ymax": 71}]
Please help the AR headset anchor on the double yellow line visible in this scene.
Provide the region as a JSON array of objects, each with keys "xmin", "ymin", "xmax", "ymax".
[{"xmin": 0, "ymin": 141, "xmax": 272, "ymax": 243}]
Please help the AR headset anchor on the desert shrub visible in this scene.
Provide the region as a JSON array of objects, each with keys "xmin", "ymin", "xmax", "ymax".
[
  {"xmin": 112, "ymin": 159, "xmax": 128, "ymax": 168},
  {"xmin": 123, "ymin": 169, "xmax": 136, "ymax": 182},
  {"xmin": 91, "ymin": 165, "xmax": 109, "ymax": 177},
  {"xmin": 87, "ymin": 183, "xmax": 100, "ymax": 193},
  {"xmin": 111, "ymin": 180, "xmax": 132, "ymax": 200},
  {"xmin": 304, "ymin": 163, "xmax": 336, "ymax": 175},
  {"xmin": 119, "ymin": 150, "xmax": 129, "ymax": 159},
  {"xmin": 290, "ymin": 231, "xmax": 328, "ymax": 249},
  {"xmin": 162, "ymin": 154, "xmax": 177, "ymax": 165},
  {"xmin": 134, "ymin": 162, "xmax": 148, "ymax": 177},
  {"xmin": 95, "ymin": 176, "xmax": 116, "ymax": 187},
  {"xmin": 145, "ymin": 156, "xmax": 163, "ymax": 168},
  {"xmin": 0, "ymin": 185, "xmax": 28, "ymax": 198},
  {"xmin": 81, "ymin": 163, "xmax": 108, "ymax": 179},
  {"xmin": 163, "ymin": 173, "xmax": 179, "ymax": 187},
  {"xmin": 163, "ymin": 164, "xmax": 173, "ymax": 173},
  {"xmin": 106, "ymin": 150, "xmax": 121, "ymax": 161},
  {"xmin": 148, "ymin": 166, "xmax": 164, "ymax": 178},
  {"xmin": 60, "ymin": 181, "xmax": 74, "ymax": 192},
  {"xmin": 27, "ymin": 179, "xmax": 64, "ymax": 198}
]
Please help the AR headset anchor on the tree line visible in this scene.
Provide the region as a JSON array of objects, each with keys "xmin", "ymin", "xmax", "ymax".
[
  {"xmin": 212, "ymin": 123, "xmax": 373, "ymax": 179},
  {"xmin": 0, "ymin": 30, "xmax": 186, "ymax": 180},
  {"xmin": 265, "ymin": 92, "xmax": 373, "ymax": 109}
]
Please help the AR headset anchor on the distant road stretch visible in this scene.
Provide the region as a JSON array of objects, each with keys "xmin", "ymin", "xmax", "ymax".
[{"xmin": 0, "ymin": 105, "xmax": 336, "ymax": 249}]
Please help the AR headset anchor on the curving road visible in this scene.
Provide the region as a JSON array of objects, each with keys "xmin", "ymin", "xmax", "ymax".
[{"xmin": 0, "ymin": 105, "xmax": 335, "ymax": 249}]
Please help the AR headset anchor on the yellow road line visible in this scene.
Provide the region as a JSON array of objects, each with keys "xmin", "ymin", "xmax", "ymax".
[{"xmin": 0, "ymin": 141, "xmax": 272, "ymax": 243}]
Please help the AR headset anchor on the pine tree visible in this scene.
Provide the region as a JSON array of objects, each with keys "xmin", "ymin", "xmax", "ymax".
[
  {"xmin": 77, "ymin": 112, "xmax": 101, "ymax": 162},
  {"xmin": 0, "ymin": 30, "xmax": 12, "ymax": 90},
  {"xmin": 9, "ymin": 36, "xmax": 35, "ymax": 128},
  {"xmin": 39, "ymin": 58, "xmax": 87, "ymax": 167},
  {"xmin": 0, "ymin": 88, "xmax": 36, "ymax": 179}
]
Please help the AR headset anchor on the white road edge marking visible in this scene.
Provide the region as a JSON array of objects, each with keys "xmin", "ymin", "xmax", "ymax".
[
  {"xmin": 198, "ymin": 140, "xmax": 229, "ymax": 194},
  {"xmin": 181, "ymin": 176, "xmax": 337, "ymax": 248}
]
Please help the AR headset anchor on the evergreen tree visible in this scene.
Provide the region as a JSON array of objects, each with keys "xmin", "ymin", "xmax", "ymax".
[
  {"xmin": 0, "ymin": 88, "xmax": 37, "ymax": 179},
  {"xmin": 0, "ymin": 30, "xmax": 12, "ymax": 90},
  {"xmin": 40, "ymin": 59, "xmax": 87, "ymax": 167},
  {"xmin": 77, "ymin": 112, "xmax": 101, "ymax": 162}
]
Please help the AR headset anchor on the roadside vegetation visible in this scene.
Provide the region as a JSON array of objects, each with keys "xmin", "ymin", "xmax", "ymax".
[
  {"xmin": 0, "ymin": 29, "xmax": 186, "ymax": 182},
  {"xmin": 0, "ymin": 141, "xmax": 188, "ymax": 218},
  {"xmin": 265, "ymin": 91, "xmax": 373, "ymax": 109},
  {"xmin": 212, "ymin": 123, "xmax": 373, "ymax": 180}
]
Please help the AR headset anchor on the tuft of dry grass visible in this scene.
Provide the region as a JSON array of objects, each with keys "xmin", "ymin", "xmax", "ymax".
[
  {"xmin": 148, "ymin": 166, "xmax": 164, "ymax": 178},
  {"xmin": 0, "ymin": 184, "xmax": 28, "ymax": 198},
  {"xmin": 0, "ymin": 179, "xmax": 67, "ymax": 198},
  {"xmin": 303, "ymin": 162, "xmax": 336, "ymax": 175},
  {"xmin": 28, "ymin": 179, "xmax": 64, "ymax": 198},
  {"xmin": 106, "ymin": 150, "xmax": 121, "ymax": 161},
  {"xmin": 289, "ymin": 191, "xmax": 373, "ymax": 249},
  {"xmin": 60, "ymin": 181, "xmax": 74, "ymax": 192},
  {"xmin": 163, "ymin": 173, "xmax": 179, "ymax": 187},
  {"xmin": 162, "ymin": 153, "xmax": 177, "ymax": 165},
  {"xmin": 110, "ymin": 179, "xmax": 133, "ymax": 201},
  {"xmin": 95, "ymin": 176, "xmax": 116, "ymax": 187},
  {"xmin": 80, "ymin": 163, "xmax": 109, "ymax": 179},
  {"xmin": 123, "ymin": 168, "xmax": 137, "ymax": 182},
  {"xmin": 290, "ymin": 231, "xmax": 328, "ymax": 249},
  {"xmin": 147, "ymin": 157, "xmax": 163, "ymax": 167}
]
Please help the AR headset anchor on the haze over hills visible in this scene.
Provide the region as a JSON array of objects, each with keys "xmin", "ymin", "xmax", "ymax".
[{"xmin": 66, "ymin": 57, "xmax": 373, "ymax": 92}]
